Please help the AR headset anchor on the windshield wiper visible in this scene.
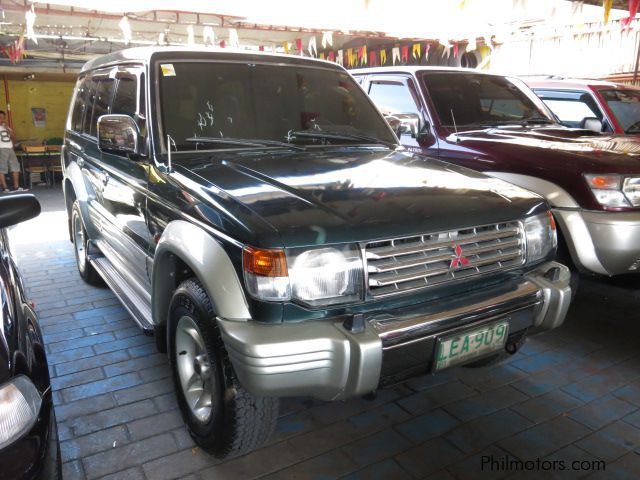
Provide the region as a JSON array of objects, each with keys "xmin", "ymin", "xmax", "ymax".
[
  {"xmin": 287, "ymin": 129, "xmax": 396, "ymax": 149},
  {"xmin": 185, "ymin": 137, "xmax": 306, "ymax": 150},
  {"xmin": 520, "ymin": 116, "xmax": 554, "ymax": 125}
]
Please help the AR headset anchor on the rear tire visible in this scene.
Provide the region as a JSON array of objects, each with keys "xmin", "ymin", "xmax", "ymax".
[
  {"xmin": 71, "ymin": 202, "xmax": 102, "ymax": 286},
  {"xmin": 168, "ymin": 278, "xmax": 278, "ymax": 459}
]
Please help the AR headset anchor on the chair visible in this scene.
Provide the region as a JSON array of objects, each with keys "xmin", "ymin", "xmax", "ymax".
[
  {"xmin": 45, "ymin": 145, "xmax": 63, "ymax": 186},
  {"xmin": 21, "ymin": 145, "xmax": 49, "ymax": 188}
]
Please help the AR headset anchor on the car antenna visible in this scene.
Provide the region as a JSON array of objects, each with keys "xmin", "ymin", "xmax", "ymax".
[
  {"xmin": 450, "ymin": 109, "xmax": 460, "ymax": 143},
  {"xmin": 167, "ymin": 134, "xmax": 176, "ymax": 172}
]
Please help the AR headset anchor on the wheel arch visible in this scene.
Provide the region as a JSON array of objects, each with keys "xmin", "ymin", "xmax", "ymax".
[{"xmin": 152, "ymin": 220, "xmax": 251, "ymax": 330}]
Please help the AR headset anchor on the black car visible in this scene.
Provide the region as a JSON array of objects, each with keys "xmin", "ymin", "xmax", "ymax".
[
  {"xmin": 63, "ymin": 48, "xmax": 571, "ymax": 458},
  {"xmin": 0, "ymin": 194, "xmax": 61, "ymax": 480}
]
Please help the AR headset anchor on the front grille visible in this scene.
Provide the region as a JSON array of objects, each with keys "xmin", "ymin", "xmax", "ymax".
[{"xmin": 365, "ymin": 221, "xmax": 525, "ymax": 297}]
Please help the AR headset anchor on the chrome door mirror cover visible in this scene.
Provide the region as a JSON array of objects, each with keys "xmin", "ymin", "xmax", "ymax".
[
  {"xmin": 97, "ymin": 114, "xmax": 141, "ymax": 156},
  {"xmin": 582, "ymin": 117, "xmax": 603, "ymax": 133}
]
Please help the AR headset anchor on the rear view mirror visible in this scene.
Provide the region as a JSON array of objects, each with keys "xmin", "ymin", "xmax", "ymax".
[
  {"xmin": 582, "ymin": 117, "xmax": 603, "ymax": 133},
  {"xmin": 0, "ymin": 194, "xmax": 41, "ymax": 229},
  {"xmin": 97, "ymin": 114, "xmax": 141, "ymax": 156}
]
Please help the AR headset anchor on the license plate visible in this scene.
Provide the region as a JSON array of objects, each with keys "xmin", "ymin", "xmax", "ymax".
[{"xmin": 434, "ymin": 321, "xmax": 509, "ymax": 371}]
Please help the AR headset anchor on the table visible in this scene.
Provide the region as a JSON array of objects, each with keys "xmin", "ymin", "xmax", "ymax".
[{"xmin": 17, "ymin": 145, "xmax": 62, "ymax": 188}]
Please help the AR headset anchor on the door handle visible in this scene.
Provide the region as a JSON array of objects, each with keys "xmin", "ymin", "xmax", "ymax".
[{"xmin": 101, "ymin": 172, "xmax": 109, "ymax": 186}]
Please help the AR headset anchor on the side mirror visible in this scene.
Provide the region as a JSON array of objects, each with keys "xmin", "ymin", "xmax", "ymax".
[
  {"xmin": 384, "ymin": 115, "xmax": 402, "ymax": 137},
  {"xmin": 395, "ymin": 113, "xmax": 421, "ymax": 138},
  {"xmin": 582, "ymin": 117, "xmax": 603, "ymax": 133},
  {"xmin": 0, "ymin": 194, "xmax": 41, "ymax": 229},
  {"xmin": 97, "ymin": 114, "xmax": 141, "ymax": 156}
]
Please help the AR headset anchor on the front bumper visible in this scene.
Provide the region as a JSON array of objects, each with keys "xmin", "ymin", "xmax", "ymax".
[
  {"xmin": 554, "ymin": 208, "xmax": 640, "ymax": 276},
  {"xmin": 219, "ymin": 261, "xmax": 571, "ymax": 401}
]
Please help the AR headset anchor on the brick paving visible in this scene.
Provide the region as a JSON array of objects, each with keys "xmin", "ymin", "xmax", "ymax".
[{"xmin": 8, "ymin": 187, "xmax": 640, "ymax": 479}]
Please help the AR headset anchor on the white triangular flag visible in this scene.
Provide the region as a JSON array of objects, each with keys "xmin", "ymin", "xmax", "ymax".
[
  {"xmin": 308, "ymin": 36, "xmax": 317, "ymax": 57},
  {"xmin": 187, "ymin": 25, "xmax": 195, "ymax": 46},
  {"xmin": 25, "ymin": 7, "xmax": 38, "ymax": 45},
  {"xmin": 322, "ymin": 31, "xmax": 333, "ymax": 48},
  {"xmin": 337, "ymin": 49, "xmax": 344, "ymax": 65},
  {"xmin": 203, "ymin": 26, "xmax": 215, "ymax": 46},
  {"xmin": 229, "ymin": 28, "xmax": 239, "ymax": 48},
  {"xmin": 392, "ymin": 47, "xmax": 400, "ymax": 65}
]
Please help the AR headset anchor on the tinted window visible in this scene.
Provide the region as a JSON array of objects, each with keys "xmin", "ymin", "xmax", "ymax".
[
  {"xmin": 89, "ymin": 78, "xmax": 114, "ymax": 137},
  {"xmin": 159, "ymin": 62, "xmax": 396, "ymax": 150},
  {"xmin": 70, "ymin": 77, "xmax": 88, "ymax": 132},
  {"xmin": 535, "ymin": 89, "xmax": 603, "ymax": 128},
  {"xmin": 111, "ymin": 77, "xmax": 137, "ymax": 116},
  {"xmin": 368, "ymin": 81, "xmax": 419, "ymax": 116},
  {"xmin": 600, "ymin": 89, "xmax": 640, "ymax": 133},
  {"xmin": 420, "ymin": 73, "xmax": 551, "ymax": 127}
]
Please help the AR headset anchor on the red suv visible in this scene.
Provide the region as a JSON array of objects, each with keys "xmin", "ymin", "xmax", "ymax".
[{"xmin": 525, "ymin": 77, "xmax": 640, "ymax": 135}]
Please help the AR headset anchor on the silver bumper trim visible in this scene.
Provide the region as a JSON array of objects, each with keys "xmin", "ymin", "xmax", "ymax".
[{"xmin": 218, "ymin": 261, "xmax": 572, "ymax": 401}]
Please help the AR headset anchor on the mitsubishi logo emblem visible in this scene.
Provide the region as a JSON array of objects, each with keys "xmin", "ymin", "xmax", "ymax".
[{"xmin": 450, "ymin": 244, "xmax": 469, "ymax": 268}]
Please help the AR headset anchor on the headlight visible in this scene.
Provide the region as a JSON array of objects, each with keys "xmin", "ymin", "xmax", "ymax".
[
  {"xmin": 0, "ymin": 376, "xmax": 42, "ymax": 450},
  {"xmin": 288, "ymin": 246, "xmax": 363, "ymax": 306},
  {"xmin": 243, "ymin": 244, "xmax": 364, "ymax": 306},
  {"xmin": 584, "ymin": 174, "xmax": 640, "ymax": 207},
  {"xmin": 524, "ymin": 211, "xmax": 557, "ymax": 264},
  {"xmin": 623, "ymin": 177, "xmax": 640, "ymax": 206}
]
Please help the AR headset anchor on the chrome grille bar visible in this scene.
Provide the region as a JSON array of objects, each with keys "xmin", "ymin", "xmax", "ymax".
[{"xmin": 365, "ymin": 221, "xmax": 525, "ymax": 297}]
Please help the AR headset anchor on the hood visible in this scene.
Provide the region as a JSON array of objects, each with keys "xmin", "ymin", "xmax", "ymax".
[
  {"xmin": 174, "ymin": 147, "xmax": 546, "ymax": 248},
  {"xmin": 450, "ymin": 126, "xmax": 640, "ymax": 174}
]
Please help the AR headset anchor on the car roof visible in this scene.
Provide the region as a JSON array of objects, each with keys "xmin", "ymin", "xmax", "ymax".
[
  {"xmin": 524, "ymin": 77, "xmax": 640, "ymax": 91},
  {"xmin": 81, "ymin": 46, "xmax": 344, "ymax": 73},
  {"xmin": 351, "ymin": 66, "xmax": 497, "ymax": 76}
]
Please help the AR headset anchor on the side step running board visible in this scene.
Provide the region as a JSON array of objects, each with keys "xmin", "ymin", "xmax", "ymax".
[{"xmin": 89, "ymin": 255, "xmax": 155, "ymax": 336}]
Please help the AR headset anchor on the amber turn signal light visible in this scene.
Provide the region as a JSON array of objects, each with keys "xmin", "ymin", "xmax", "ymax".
[
  {"xmin": 243, "ymin": 246, "xmax": 288, "ymax": 277},
  {"xmin": 547, "ymin": 210, "xmax": 556, "ymax": 231}
]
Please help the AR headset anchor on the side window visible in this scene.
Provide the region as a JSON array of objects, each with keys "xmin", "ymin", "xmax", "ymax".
[
  {"xmin": 89, "ymin": 78, "xmax": 115, "ymax": 137},
  {"xmin": 111, "ymin": 76, "xmax": 137, "ymax": 117},
  {"xmin": 368, "ymin": 80, "xmax": 420, "ymax": 116},
  {"xmin": 81, "ymin": 77, "xmax": 97, "ymax": 135},
  {"xmin": 535, "ymin": 90, "xmax": 603, "ymax": 128},
  {"xmin": 70, "ymin": 77, "xmax": 88, "ymax": 132}
]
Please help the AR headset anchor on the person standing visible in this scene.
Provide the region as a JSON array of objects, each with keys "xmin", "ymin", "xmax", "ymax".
[{"xmin": 0, "ymin": 110, "xmax": 27, "ymax": 193}]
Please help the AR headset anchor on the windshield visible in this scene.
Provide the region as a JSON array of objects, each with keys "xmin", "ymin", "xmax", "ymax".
[
  {"xmin": 600, "ymin": 89, "xmax": 640, "ymax": 133},
  {"xmin": 419, "ymin": 72, "xmax": 553, "ymax": 128},
  {"xmin": 158, "ymin": 61, "xmax": 396, "ymax": 151}
]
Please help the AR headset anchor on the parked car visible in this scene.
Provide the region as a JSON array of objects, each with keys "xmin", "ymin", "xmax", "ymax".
[
  {"xmin": 525, "ymin": 76, "xmax": 640, "ymax": 135},
  {"xmin": 0, "ymin": 194, "xmax": 61, "ymax": 480},
  {"xmin": 353, "ymin": 66, "xmax": 640, "ymax": 280},
  {"xmin": 63, "ymin": 48, "xmax": 571, "ymax": 458}
]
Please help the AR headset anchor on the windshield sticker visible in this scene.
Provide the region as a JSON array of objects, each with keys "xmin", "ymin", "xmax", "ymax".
[{"xmin": 161, "ymin": 64, "xmax": 176, "ymax": 76}]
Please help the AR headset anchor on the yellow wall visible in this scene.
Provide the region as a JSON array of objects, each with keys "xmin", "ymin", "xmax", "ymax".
[{"xmin": 0, "ymin": 79, "xmax": 75, "ymax": 143}]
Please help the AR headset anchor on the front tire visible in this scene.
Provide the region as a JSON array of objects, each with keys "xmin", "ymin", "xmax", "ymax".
[
  {"xmin": 168, "ymin": 278, "xmax": 279, "ymax": 458},
  {"xmin": 71, "ymin": 202, "xmax": 102, "ymax": 285}
]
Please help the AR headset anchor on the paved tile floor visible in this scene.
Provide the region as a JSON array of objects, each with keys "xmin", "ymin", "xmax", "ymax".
[{"xmin": 8, "ymin": 187, "xmax": 640, "ymax": 479}]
